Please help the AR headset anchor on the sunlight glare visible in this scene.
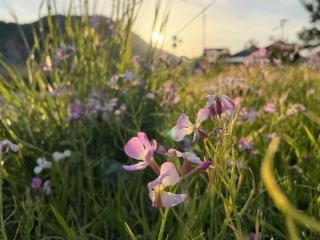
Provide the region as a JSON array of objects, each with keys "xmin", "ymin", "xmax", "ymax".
[{"xmin": 152, "ymin": 31, "xmax": 164, "ymax": 44}]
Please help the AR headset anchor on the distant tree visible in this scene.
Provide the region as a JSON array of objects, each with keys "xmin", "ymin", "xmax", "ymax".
[{"xmin": 299, "ymin": 0, "xmax": 320, "ymax": 46}]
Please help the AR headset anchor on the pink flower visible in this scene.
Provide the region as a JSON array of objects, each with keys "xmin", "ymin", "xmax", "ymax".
[
  {"xmin": 238, "ymin": 137, "xmax": 254, "ymax": 152},
  {"xmin": 0, "ymin": 140, "xmax": 19, "ymax": 154},
  {"xmin": 148, "ymin": 162, "xmax": 187, "ymax": 208},
  {"xmin": 123, "ymin": 132, "xmax": 157, "ymax": 172},
  {"xmin": 205, "ymin": 94, "xmax": 235, "ymax": 119},
  {"xmin": 172, "ymin": 108, "xmax": 209, "ymax": 142},
  {"xmin": 263, "ymin": 103, "xmax": 276, "ymax": 114}
]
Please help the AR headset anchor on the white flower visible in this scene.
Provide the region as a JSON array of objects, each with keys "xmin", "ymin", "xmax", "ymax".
[
  {"xmin": 52, "ymin": 150, "xmax": 72, "ymax": 162},
  {"xmin": 34, "ymin": 158, "xmax": 52, "ymax": 174}
]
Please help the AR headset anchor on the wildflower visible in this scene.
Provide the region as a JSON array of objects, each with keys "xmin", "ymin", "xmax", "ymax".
[
  {"xmin": 0, "ymin": 140, "xmax": 19, "ymax": 154},
  {"xmin": 238, "ymin": 107, "xmax": 259, "ymax": 122},
  {"xmin": 43, "ymin": 180, "xmax": 52, "ymax": 195},
  {"xmin": 123, "ymin": 132, "xmax": 159, "ymax": 174},
  {"xmin": 238, "ymin": 137, "xmax": 254, "ymax": 152},
  {"xmin": 166, "ymin": 149, "xmax": 212, "ymax": 176},
  {"xmin": 286, "ymin": 103, "xmax": 305, "ymax": 116},
  {"xmin": 263, "ymin": 103, "xmax": 276, "ymax": 114},
  {"xmin": 172, "ymin": 108, "xmax": 209, "ymax": 142},
  {"xmin": 50, "ymin": 87, "xmax": 67, "ymax": 97},
  {"xmin": 52, "ymin": 150, "xmax": 71, "ymax": 162},
  {"xmin": 34, "ymin": 158, "xmax": 52, "ymax": 175},
  {"xmin": 106, "ymin": 75, "xmax": 119, "ymax": 90},
  {"xmin": 69, "ymin": 102, "xmax": 85, "ymax": 121},
  {"xmin": 31, "ymin": 177, "xmax": 42, "ymax": 189},
  {"xmin": 114, "ymin": 104, "xmax": 126, "ymax": 116},
  {"xmin": 244, "ymin": 48, "xmax": 269, "ymax": 68},
  {"xmin": 148, "ymin": 162, "xmax": 187, "ymax": 208},
  {"xmin": 54, "ymin": 45, "xmax": 75, "ymax": 65},
  {"xmin": 205, "ymin": 94, "xmax": 235, "ymax": 119},
  {"xmin": 166, "ymin": 149, "xmax": 201, "ymax": 164}
]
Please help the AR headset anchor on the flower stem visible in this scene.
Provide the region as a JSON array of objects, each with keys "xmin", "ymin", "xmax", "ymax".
[
  {"xmin": 157, "ymin": 207, "xmax": 169, "ymax": 240},
  {"xmin": 0, "ymin": 155, "xmax": 8, "ymax": 240}
]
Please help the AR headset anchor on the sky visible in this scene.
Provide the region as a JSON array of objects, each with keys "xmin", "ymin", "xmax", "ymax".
[{"xmin": 0, "ymin": 0, "xmax": 311, "ymax": 57}]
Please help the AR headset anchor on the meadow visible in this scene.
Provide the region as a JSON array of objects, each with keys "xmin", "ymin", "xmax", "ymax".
[{"xmin": 0, "ymin": 1, "xmax": 320, "ymax": 239}]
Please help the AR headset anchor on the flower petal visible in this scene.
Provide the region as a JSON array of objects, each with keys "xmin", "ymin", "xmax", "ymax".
[
  {"xmin": 160, "ymin": 192, "xmax": 187, "ymax": 207},
  {"xmin": 172, "ymin": 125, "xmax": 194, "ymax": 142},
  {"xmin": 122, "ymin": 161, "xmax": 148, "ymax": 171},
  {"xmin": 195, "ymin": 108, "xmax": 210, "ymax": 126},
  {"xmin": 34, "ymin": 166, "xmax": 43, "ymax": 175},
  {"xmin": 181, "ymin": 152, "xmax": 201, "ymax": 164},
  {"xmin": 124, "ymin": 136, "xmax": 146, "ymax": 160},
  {"xmin": 137, "ymin": 132, "xmax": 152, "ymax": 149},
  {"xmin": 176, "ymin": 113, "xmax": 193, "ymax": 128},
  {"xmin": 220, "ymin": 95, "xmax": 235, "ymax": 111},
  {"xmin": 147, "ymin": 175, "xmax": 164, "ymax": 192},
  {"xmin": 166, "ymin": 148, "xmax": 183, "ymax": 158},
  {"xmin": 9, "ymin": 142, "xmax": 19, "ymax": 152},
  {"xmin": 160, "ymin": 162, "xmax": 180, "ymax": 187}
]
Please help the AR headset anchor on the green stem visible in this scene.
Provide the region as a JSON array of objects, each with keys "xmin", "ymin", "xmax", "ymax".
[
  {"xmin": 157, "ymin": 207, "xmax": 170, "ymax": 240},
  {"xmin": 0, "ymin": 155, "xmax": 8, "ymax": 240}
]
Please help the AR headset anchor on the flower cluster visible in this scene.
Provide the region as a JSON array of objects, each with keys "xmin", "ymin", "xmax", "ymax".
[
  {"xmin": 237, "ymin": 107, "xmax": 259, "ymax": 122},
  {"xmin": 31, "ymin": 149, "xmax": 71, "ymax": 195},
  {"xmin": 219, "ymin": 77, "xmax": 252, "ymax": 97},
  {"xmin": 172, "ymin": 94, "xmax": 235, "ymax": 142},
  {"xmin": 68, "ymin": 90, "xmax": 125, "ymax": 122},
  {"xmin": 42, "ymin": 45, "xmax": 75, "ymax": 72},
  {"xmin": 123, "ymin": 132, "xmax": 212, "ymax": 207},
  {"xmin": 244, "ymin": 48, "xmax": 269, "ymax": 68},
  {"xmin": 122, "ymin": 94, "xmax": 236, "ymax": 208}
]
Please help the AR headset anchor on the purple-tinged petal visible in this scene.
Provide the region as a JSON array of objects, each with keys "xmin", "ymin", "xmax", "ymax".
[
  {"xmin": 195, "ymin": 108, "xmax": 210, "ymax": 126},
  {"xmin": 176, "ymin": 114, "xmax": 193, "ymax": 128},
  {"xmin": 31, "ymin": 177, "xmax": 42, "ymax": 189},
  {"xmin": 122, "ymin": 161, "xmax": 148, "ymax": 171},
  {"xmin": 220, "ymin": 95, "xmax": 235, "ymax": 111},
  {"xmin": 43, "ymin": 180, "xmax": 51, "ymax": 195},
  {"xmin": 181, "ymin": 152, "xmax": 201, "ymax": 164},
  {"xmin": 137, "ymin": 132, "xmax": 152, "ymax": 149},
  {"xmin": 160, "ymin": 162, "xmax": 180, "ymax": 187},
  {"xmin": 9, "ymin": 142, "xmax": 19, "ymax": 152},
  {"xmin": 150, "ymin": 139, "xmax": 157, "ymax": 152},
  {"xmin": 198, "ymin": 160, "xmax": 212, "ymax": 171},
  {"xmin": 172, "ymin": 125, "xmax": 194, "ymax": 142},
  {"xmin": 148, "ymin": 175, "xmax": 165, "ymax": 192},
  {"xmin": 145, "ymin": 149, "xmax": 154, "ymax": 162},
  {"xmin": 124, "ymin": 137, "xmax": 146, "ymax": 160},
  {"xmin": 160, "ymin": 192, "xmax": 187, "ymax": 207}
]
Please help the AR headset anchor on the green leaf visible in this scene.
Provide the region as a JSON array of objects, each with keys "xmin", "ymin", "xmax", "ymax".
[{"xmin": 49, "ymin": 205, "xmax": 78, "ymax": 240}]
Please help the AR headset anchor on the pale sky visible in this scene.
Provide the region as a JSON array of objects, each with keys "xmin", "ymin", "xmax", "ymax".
[{"xmin": 0, "ymin": 0, "xmax": 311, "ymax": 57}]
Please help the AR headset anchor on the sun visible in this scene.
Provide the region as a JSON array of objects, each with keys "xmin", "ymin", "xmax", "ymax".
[{"xmin": 152, "ymin": 31, "xmax": 164, "ymax": 44}]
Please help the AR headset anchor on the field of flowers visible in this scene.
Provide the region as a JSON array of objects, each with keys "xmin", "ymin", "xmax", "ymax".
[{"xmin": 0, "ymin": 2, "xmax": 320, "ymax": 240}]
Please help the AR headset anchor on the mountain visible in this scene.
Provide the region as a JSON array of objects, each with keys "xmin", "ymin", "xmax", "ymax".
[{"xmin": 0, "ymin": 15, "xmax": 159, "ymax": 66}]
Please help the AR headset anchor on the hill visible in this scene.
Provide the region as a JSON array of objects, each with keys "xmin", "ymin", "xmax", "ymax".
[{"xmin": 0, "ymin": 15, "xmax": 159, "ymax": 66}]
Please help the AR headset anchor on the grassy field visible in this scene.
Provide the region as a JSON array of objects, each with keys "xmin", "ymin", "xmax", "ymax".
[{"xmin": 0, "ymin": 1, "xmax": 320, "ymax": 239}]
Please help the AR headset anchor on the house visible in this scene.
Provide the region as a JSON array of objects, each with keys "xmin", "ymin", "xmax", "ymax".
[
  {"xmin": 203, "ymin": 48, "xmax": 230, "ymax": 63},
  {"xmin": 226, "ymin": 45, "xmax": 258, "ymax": 64}
]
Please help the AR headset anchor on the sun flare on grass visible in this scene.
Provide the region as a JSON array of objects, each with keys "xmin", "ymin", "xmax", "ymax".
[{"xmin": 152, "ymin": 31, "xmax": 164, "ymax": 45}]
